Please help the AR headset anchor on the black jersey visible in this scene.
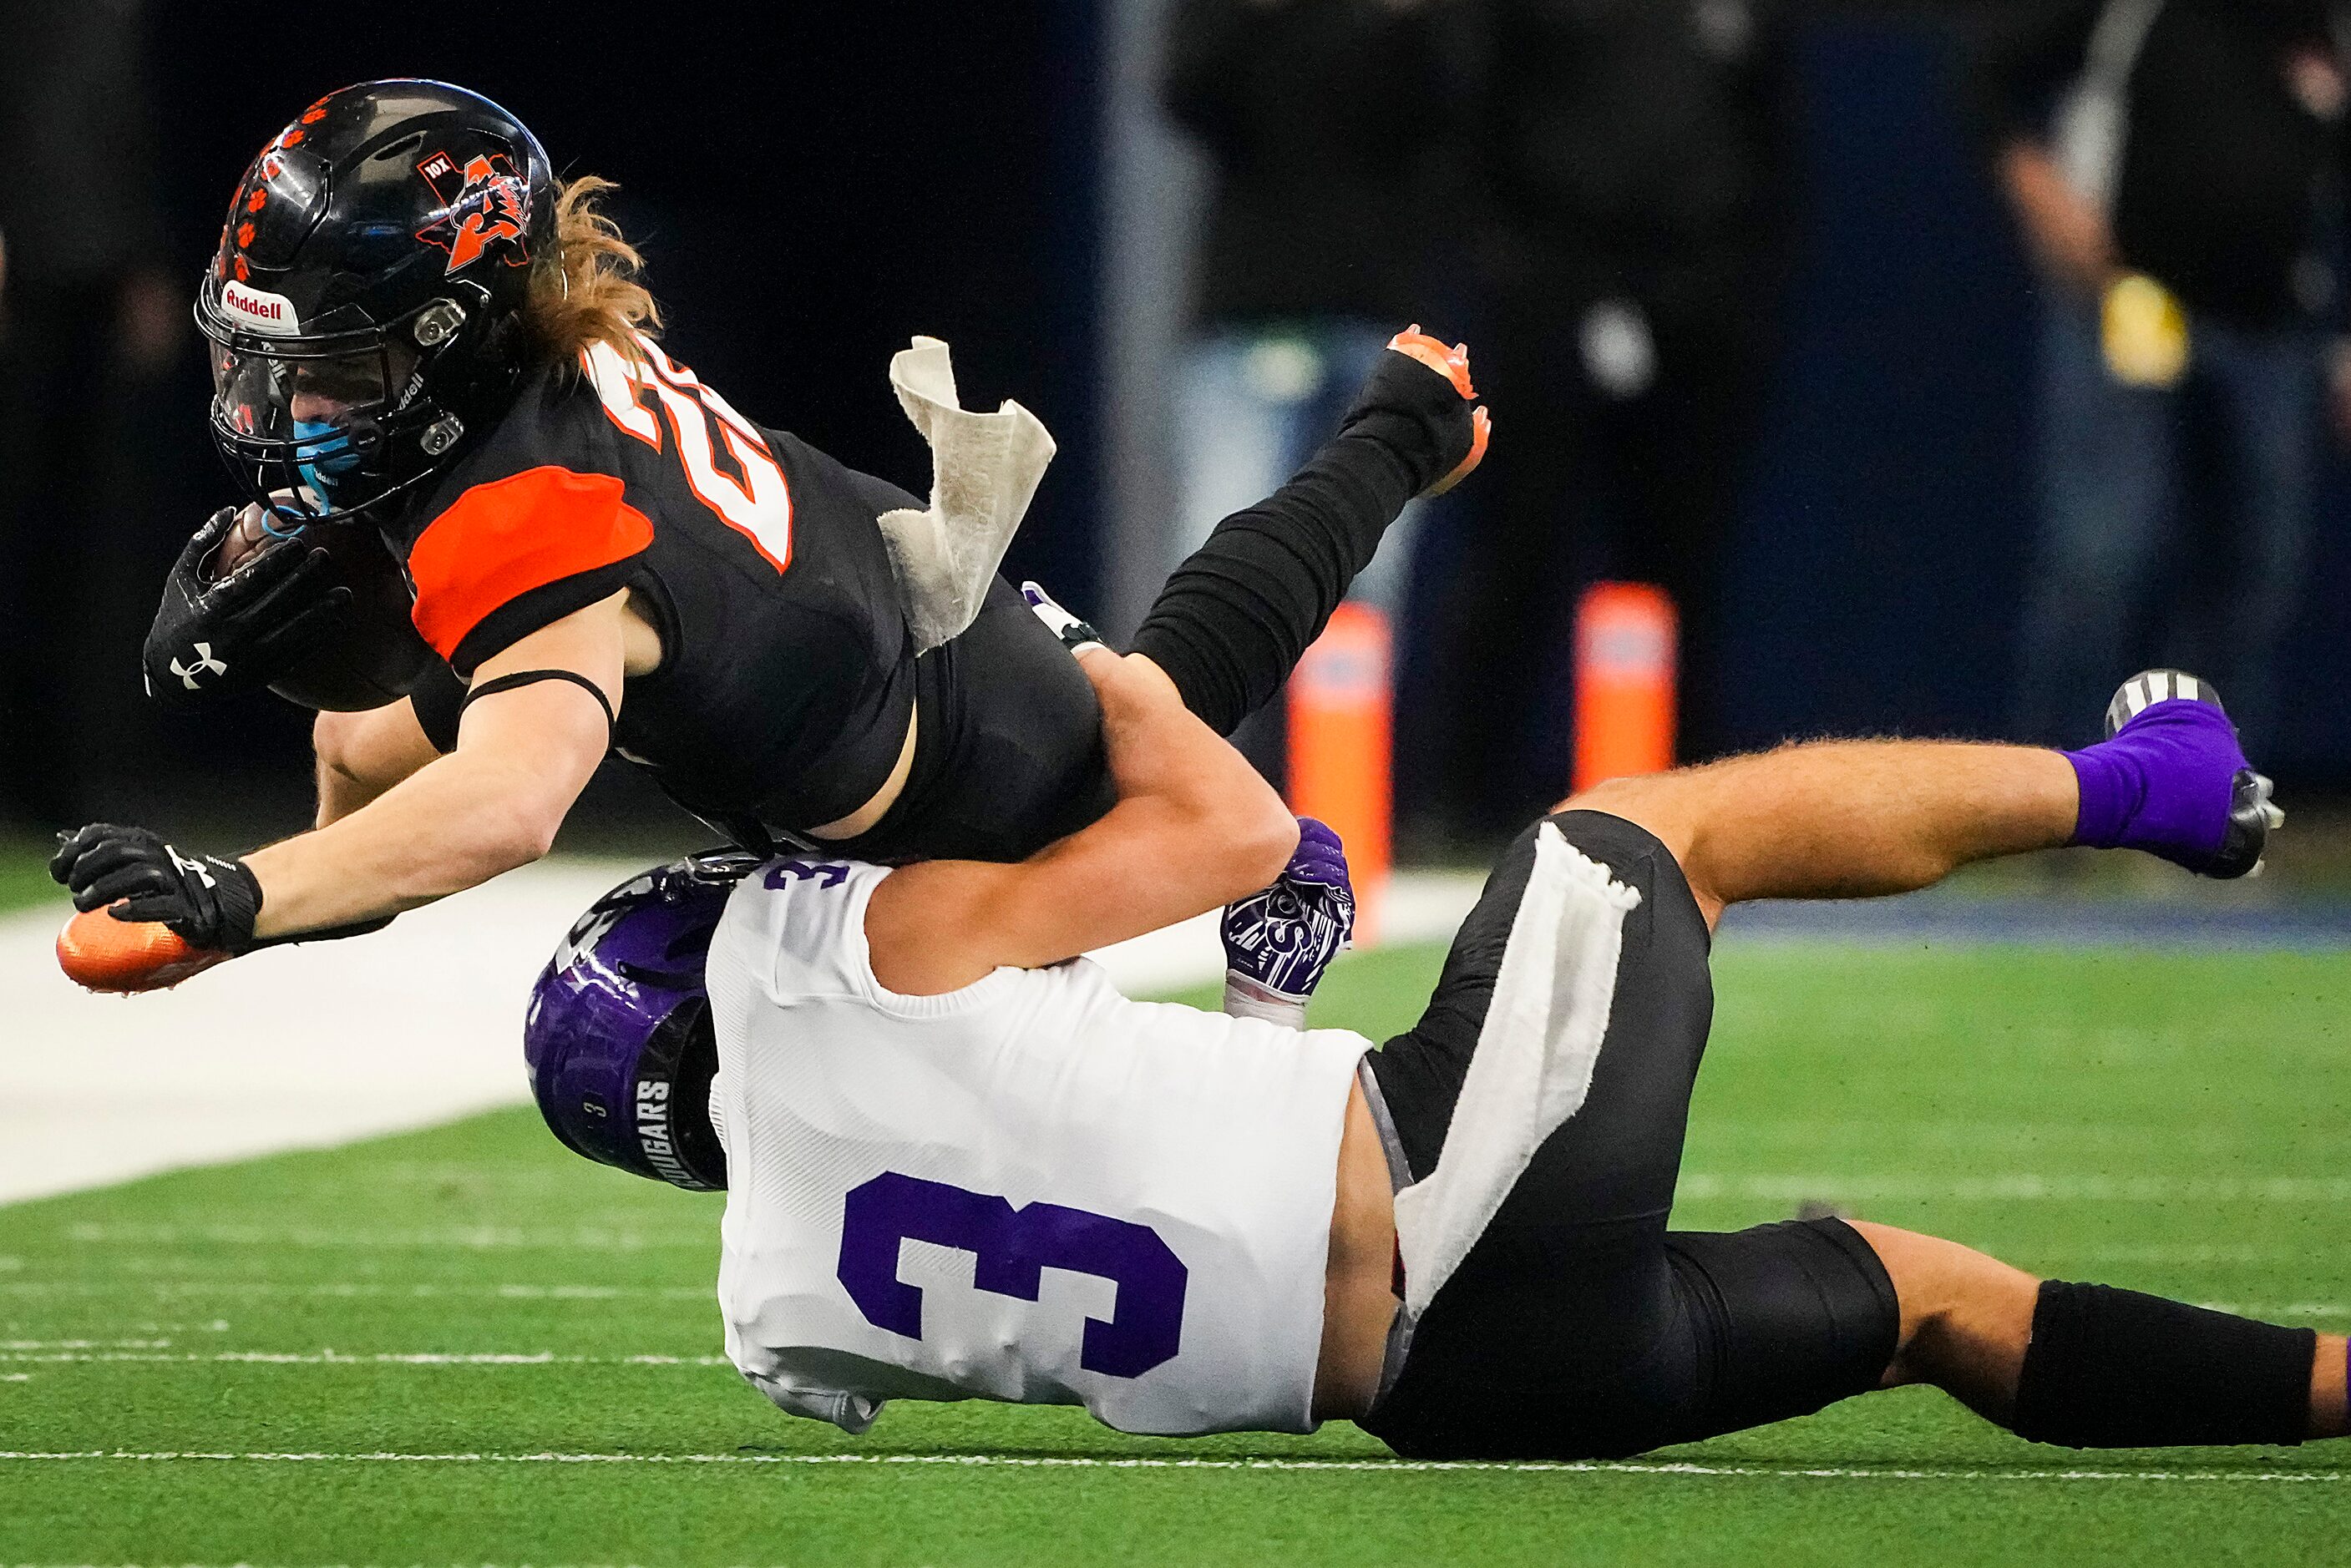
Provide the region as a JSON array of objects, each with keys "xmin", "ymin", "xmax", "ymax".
[
  {"xmin": 385, "ymin": 333, "xmax": 922, "ymax": 830},
  {"xmin": 383, "ymin": 327, "xmax": 1463, "ymax": 862}
]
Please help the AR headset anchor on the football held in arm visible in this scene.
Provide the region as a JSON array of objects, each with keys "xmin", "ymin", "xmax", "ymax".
[{"xmin": 51, "ymin": 76, "xmax": 1490, "ymax": 994}]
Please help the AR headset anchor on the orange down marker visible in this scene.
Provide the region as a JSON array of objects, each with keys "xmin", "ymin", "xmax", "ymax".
[
  {"xmin": 1573, "ymin": 582, "xmax": 1678, "ymax": 793},
  {"xmin": 1288, "ymin": 601, "xmax": 1392, "ymax": 943}
]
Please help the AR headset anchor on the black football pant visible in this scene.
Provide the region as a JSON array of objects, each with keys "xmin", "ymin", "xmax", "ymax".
[
  {"xmin": 1360, "ymin": 810, "xmax": 1899, "ymax": 1459},
  {"xmin": 839, "ymin": 574, "xmax": 1117, "ymax": 863},
  {"xmin": 840, "ymin": 427, "xmax": 1416, "ymax": 861}
]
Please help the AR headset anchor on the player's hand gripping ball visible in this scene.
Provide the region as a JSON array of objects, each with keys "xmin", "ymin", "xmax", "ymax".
[
  {"xmin": 50, "ymin": 825, "xmax": 262, "ymax": 993},
  {"xmin": 143, "ymin": 503, "xmax": 435, "ymax": 713},
  {"xmin": 143, "ymin": 505, "xmax": 349, "ymax": 706},
  {"xmin": 1222, "ymin": 817, "xmax": 1356, "ymax": 1006}
]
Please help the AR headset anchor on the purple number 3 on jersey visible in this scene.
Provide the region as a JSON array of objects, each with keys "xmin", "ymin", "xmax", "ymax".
[{"xmin": 836, "ymin": 1171, "xmax": 1188, "ymax": 1378}]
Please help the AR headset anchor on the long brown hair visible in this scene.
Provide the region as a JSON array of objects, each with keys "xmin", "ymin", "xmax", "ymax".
[{"xmin": 523, "ymin": 175, "xmax": 662, "ymax": 365}]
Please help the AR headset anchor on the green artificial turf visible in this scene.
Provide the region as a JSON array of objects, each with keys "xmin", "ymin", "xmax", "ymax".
[
  {"xmin": 0, "ymin": 837, "xmax": 60, "ymax": 918},
  {"xmin": 3, "ymin": 938, "xmax": 2348, "ymax": 1565}
]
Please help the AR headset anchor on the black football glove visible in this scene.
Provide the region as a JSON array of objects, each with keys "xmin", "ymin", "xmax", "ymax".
[
  {"xmin": 1336, "ymin": 326, "xmax": 1492, "ymax": 498},
  {"xmin": 50, "ymin": 823, "xmax": 266, "ymax": 955},
  {"xmin": 142, "ymin": 506, "xmax": 352, "ymax": 709}
]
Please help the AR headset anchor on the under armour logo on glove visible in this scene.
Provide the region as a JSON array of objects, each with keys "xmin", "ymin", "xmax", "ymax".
[
  {"xmin": 167, "ymin": 846, "xmax": 221, "ymax": 890},
  {"xmin": 170, "ymin": 642, "xmax": 230, "ymax": 690},
  {"xmin": 50, "ymin": 822, "xmax": 263, "ymax": 956},
  {"xmin": 1222, "ymin": 817, "xmax": 1355, "ymax": 1014},
  {"xmin": 141, "ymin": 504, "xmax": 352, "ymax": 711}
]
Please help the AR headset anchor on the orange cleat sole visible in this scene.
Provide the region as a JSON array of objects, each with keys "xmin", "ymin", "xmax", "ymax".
[{"xmin": 1386, "ymin": 324, "xmax": 1477, "ymax": 400}]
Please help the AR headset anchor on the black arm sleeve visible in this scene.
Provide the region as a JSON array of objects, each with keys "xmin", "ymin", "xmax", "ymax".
[{"xmin": 1132, "ymin": 350, "xmax": 1468, "ymax": 736}]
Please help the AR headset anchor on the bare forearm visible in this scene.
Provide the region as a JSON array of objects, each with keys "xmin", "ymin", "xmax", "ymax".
[
  {"xmin": 1090, "ymin": 648, "xmax": 1297, "ymax": 888},
  {"xmin": 868, "ymin": 652, "xmax": 1296, "ymax": 994},
  {"xmin": 1577, "ymin": 741, "xmax": 2078, "ymax": 917},
  {"xmin": 315, "ymin": 759, "xmax": 378, "ymax": 829},
  {"xmin": 250, "ymin": 751, "xmax": 569, "ymax": 936},
  {"xmin": 312, "ymin": 702, "xmax": 439, "ymax": 827}
]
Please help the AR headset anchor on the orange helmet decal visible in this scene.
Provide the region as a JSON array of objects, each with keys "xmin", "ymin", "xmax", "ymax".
[{"xmin": 414, "ymin": 149, "xmax": 533, "ymax": 275}]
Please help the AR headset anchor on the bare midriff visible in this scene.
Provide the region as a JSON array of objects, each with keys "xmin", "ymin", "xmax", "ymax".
[
  {"xmin": 805, "ymin": 715, "xmax": 919, "ymax": 840},
  {"xmin": 1313, "ymin": 1079, "xmax": 1401, "ymax": 1422},
  {"xmin": 619, "ymin": 591, "xmax": 919, "ymax": 842}
]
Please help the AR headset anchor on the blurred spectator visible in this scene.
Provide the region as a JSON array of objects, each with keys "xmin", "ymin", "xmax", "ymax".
[
  {"xmin": 1159, "ymin": 0, "xmax": 1474, "ymax": 753},
  {"xmin": 1982, "ymin": 0, "xmax": 2347, "ymax": 752},
  {"xmin": 1418, "ymin": 0, "xmax": 1799, "ymax": 842},
  {"xmin": 0, "ymin": 0, "xmax": 178, "ymax": 826}
]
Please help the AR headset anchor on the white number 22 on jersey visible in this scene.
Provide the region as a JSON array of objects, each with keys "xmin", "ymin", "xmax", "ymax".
[{"xmin": 580, "ymin": 333, "xmax": 795, "ymax": 573}]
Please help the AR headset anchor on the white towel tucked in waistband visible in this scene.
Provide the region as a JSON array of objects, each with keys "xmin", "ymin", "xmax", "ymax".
[
  {"xmin": 876, "ymin": 336, "xmax": 1057, "ymax": 652},
  {"xmin": 1391, "ymin": 822, "xmax": 1642, "ymax": 1319}
]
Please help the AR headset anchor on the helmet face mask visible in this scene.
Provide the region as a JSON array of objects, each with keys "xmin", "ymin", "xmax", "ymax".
[
  {"xmin": 205, "ymin": 331, "xmax": 432, "ymax": 524},
  {"xmin": 195, "ymin": 79, "xmax": 555, "ymax": 525},
  {"xmin": 524, "ymin": 852, "xmax": 763, "ymax": 1192}
]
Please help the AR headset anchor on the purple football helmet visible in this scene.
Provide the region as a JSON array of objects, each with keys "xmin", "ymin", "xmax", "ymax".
[{"xmin": 524, "ymin": 852, "xmax": 758, "ymax": 1191}]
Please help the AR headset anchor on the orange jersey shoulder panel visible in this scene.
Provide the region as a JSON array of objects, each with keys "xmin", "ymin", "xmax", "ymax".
[{"xmin": 408, "ymin": 465, "xmax": 655, "ymax": 660}]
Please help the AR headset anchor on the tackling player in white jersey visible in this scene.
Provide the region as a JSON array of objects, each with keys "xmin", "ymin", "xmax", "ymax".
[{"xmin": 527, "ymin": 644, "xmax": 2340, "ymax": 1459}]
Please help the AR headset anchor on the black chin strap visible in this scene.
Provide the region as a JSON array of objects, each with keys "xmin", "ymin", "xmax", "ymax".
[{"xmin": 460, "ymin": 669, "xmax": 617, "ymax": 735}]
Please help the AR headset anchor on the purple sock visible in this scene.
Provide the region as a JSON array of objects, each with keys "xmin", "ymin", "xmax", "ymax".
[{"xmin": 2063, "ymin": 701, "xmax": 2244, "ymax": 863}]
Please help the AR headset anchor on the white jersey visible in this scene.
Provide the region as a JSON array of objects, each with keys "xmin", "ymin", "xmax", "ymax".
[{"xmin": 705, "ymin": 857, "xmax": 1370, "ymax": 1438}]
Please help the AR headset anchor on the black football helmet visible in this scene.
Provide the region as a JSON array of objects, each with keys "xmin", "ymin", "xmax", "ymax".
[{"xmin": 194, "ymin": 80, "xmax": 555, "ymax": 525}]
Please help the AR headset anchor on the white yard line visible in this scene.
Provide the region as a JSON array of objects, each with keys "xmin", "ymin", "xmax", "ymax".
[
  {"xmin": 0, "ymin": 1449, "xmax": 2341, "ymax": 1485},
  {"xmin": 4, "ymin": 1285, "xmax": 2339, "ymax": 1318},
  {"xmin": 0, "ymin": 1350, "xmax": 727, "ymax": 1366},
  {"xmin": 29, "ymin": 1171, "xmax": 2351, "ymax": 1255},
  {"xmin": 0, "ymin": 1280, "xmax": 709, "ymax": 1300},
  {"xmin": 1, "ymin": 864, "xmax": 1482, "ymax": 1207},
  {"xmin": 8, "ymin": 1281, "xmax": 2340, "ymax": 1324},
  {"xmin": 54, "ymin": 1224, "xmax": 712, "ymax": 1249},
  {"xmin": 1673, "ymin": 1172, "xmax": 2351, "ymax": 1203}
]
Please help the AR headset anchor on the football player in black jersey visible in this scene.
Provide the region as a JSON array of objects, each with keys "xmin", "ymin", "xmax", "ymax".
[{"xmin": 51, "ymin": 79, "xmax": 1487, "ymax": 992}]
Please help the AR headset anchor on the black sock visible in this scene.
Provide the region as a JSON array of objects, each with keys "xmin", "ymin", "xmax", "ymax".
[
  {"xmin": 1134, "ymin": 343, "xmax": 1478, "ymax": 736},
  {"xmin": 1134, "ymin": 430, "xmax": 1420, "ymax": 737},
  {"xmin": 2008, "ymin": 1279, "xmax": 2314, "ymax": 1449}
]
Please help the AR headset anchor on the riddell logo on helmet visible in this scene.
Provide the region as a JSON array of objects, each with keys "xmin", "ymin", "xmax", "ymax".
[
  {"xmin": 220, "ymin": 281, "xmax": 301, "ymax": 336},
  {"xmin": 414, "ymin": 149, "xmax": 531, "ymax": 275}
]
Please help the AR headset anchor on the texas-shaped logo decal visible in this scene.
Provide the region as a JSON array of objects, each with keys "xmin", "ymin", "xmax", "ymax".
[{"xmin": 414, "ymin": 149, "xmax": 530, "ymax": 275}]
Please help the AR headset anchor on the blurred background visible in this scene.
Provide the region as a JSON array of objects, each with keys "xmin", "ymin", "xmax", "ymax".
[{"xmin": 5, "ymin": 0, "xmax": 2349, "ymax": 877}]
